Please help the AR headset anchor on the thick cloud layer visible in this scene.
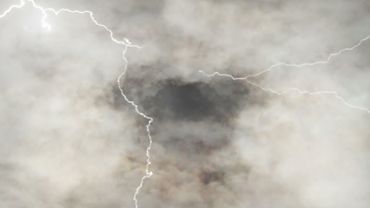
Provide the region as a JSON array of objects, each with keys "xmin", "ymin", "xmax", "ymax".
[{"xmin": 0, "ymin": 0, "xmax": 369, "ymax": 208}]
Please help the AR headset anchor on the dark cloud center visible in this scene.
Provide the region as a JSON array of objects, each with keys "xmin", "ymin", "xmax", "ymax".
[
  {"xmin": 141, "ymin": 78, "xmax": 250, "ymax": 123},
  {"xmin": 151, "ymin": 80, "xmax": 217, "ymax": 121},
  {"xmin": 113, "ymin": 75, "xmax": 255, "ymax": 156}
]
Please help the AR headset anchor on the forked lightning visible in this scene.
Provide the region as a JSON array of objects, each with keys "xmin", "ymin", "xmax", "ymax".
[
  {"xmin": 200, "ymin": 34, "xmax": 370, "ymax": 114},
  {"xmin": 1, "ymin": 1, "xmax": 369, "ymax": 208},
  {"xmin": 0, "ymin": 1, "xmax": 153, "ymax": 208}
]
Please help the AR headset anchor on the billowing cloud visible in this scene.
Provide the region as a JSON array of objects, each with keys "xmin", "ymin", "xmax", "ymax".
[{"xmin": 0, "ymin": 0, "xmax": 369, "ymax": 208}]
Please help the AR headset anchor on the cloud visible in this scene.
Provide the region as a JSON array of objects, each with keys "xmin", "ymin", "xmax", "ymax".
[{"xmin": 0, "ymin": 0, "xmax": 369, "ymax": 207}]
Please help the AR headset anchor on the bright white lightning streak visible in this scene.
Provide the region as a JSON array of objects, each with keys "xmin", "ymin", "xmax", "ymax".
[
  {"xmin": 200, "ymin": 71, "xmax": 370, "ymax": 114},
  {"xmin": 199, "ymin": 31, "xmax": 370, "ymax": 114},
  {"xmin": 231, "ymin": 35, "xmax": 370, "ymax": 79},
  {"xmin": 0, "ymin": 0, "xmax": 154, "ymax": 208}
]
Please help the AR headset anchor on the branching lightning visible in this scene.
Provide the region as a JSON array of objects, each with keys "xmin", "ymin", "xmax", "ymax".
[
  {"xmin": 1, "ymin": 0, "xmax": 369, "ymax": 207},
  {"xmin": 199, "ymin": 35, "xmax": 370, "ymax": 114},
  {"xmin": 200, "ymin": 71, "xmax": 370, "ymax": 114},
  {"xmin": 0, "ymin": 1, "xmax": 153, "ymax": 208}
]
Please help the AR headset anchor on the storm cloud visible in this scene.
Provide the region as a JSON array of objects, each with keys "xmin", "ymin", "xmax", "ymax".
[{"xmin": 0, "ymin": 0, "xmax": 369, "ymax": 208}]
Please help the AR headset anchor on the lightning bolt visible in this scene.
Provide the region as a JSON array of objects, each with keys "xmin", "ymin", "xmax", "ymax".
[
  {"xmin": 224, "ymin": 35, "xmax": 370, "ymax": 79},
  {"xmin": 199, "ymin": 34, "xmax": 370, "ymax": 114},
  {"xmin": 200, "ymin": 71, "xmax": 370, "ymax": 114},
  {"xmin": 0, "ymin": 0, "xmax": 154, "ymax": 208},
  {"xmin": 2, "ymin": 0, "xmax": 369, "ymax": 206}
]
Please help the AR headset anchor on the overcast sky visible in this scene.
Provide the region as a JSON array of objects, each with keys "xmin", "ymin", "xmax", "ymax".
[{"xmin": 0, "ymin": 0, "xmax": 370, "ymax": 208}]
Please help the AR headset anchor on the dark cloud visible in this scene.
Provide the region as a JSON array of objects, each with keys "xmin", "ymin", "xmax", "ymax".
[
  {"xmin": 0, "ymin": 0, "xmax": 370, "ymax": 208},
  {"xmin": 149, "ymin": 80, "xmax": 217, "ymax": 121},
  {"xmin": 141, "ymin": 78, "xmax": 250, "ymax": 122},
  {"xmin": 198, "ymin": 169, "xmax": 225, "ymax": 185},
  {"xmin": 116, "ymin": 73, "xmax": 260, "ymax": 159}
]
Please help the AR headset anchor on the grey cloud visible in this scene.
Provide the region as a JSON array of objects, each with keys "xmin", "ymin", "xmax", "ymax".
[{"xmin": 0, "ymin": 0, "xmax": 370, "ymax": 208}]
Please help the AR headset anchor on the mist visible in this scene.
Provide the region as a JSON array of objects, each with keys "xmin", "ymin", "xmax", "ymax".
[{"xmin": 0, "ymin": 0, "xmax": 369, "ymax": 207}]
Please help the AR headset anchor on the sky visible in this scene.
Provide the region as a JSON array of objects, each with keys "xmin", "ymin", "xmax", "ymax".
[{"xmin": 0, "ymin": 0, "xmax": 370, "ymax": 208}]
